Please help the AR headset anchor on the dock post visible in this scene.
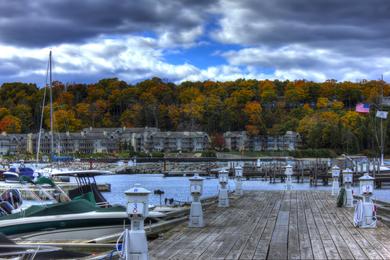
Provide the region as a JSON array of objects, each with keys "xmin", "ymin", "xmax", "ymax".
[
  {"xmin": 285, "ymin": 164, "xmax": 293, "ymax": 190},
  {"xmin": 234, "ymin": 165, "xmax": 243, "ymax": 196},
  {"xmin": 331, "ymin": 165, "xmax": 340, "ymax": 196},
  {"xmin": 354, "ymin": 173, "xmax": 376, "ymax": 228},
  {"xmin": 124, "ymin": 184, "xmax": 150, "ymax": 260},
  {"xmin": 189, "ymin": 174, "xmax": 205, "ymax": 227},
  {"xmin": 342, "ymin": 168, "xmax": 354, "ymax": 207},
  {"xmin": 218, "ymin": 169, "xmax": 229, "ymax": 207}
]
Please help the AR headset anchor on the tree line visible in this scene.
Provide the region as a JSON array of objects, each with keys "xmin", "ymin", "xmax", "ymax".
[{"xmin": 0, "ymin": 77, "xmax": 389, "ymax": 155}]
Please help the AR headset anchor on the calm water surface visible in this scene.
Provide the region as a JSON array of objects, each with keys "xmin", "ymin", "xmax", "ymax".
[{"xmin": 93, "ymin": 174, "xmax": 390, "ymax": 206}]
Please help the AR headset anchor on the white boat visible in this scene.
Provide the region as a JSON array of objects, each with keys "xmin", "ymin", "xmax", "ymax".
[
  {"xmin": 0, "ymin": 170, "xmax": 167, "ymax": 240},
  {"xmin": 2, "ymin": 206, "xmax": 166, "ymax": 241}
]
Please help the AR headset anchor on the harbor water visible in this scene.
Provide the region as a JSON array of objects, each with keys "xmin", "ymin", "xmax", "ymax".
[{"xmin": 94, "ymin": 174, "xmax": 390, "ymax": 206}]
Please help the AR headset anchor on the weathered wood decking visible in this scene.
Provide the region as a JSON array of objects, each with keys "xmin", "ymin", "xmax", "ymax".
[{"xmin": 149, "ymin": 191, "xmax": 390, "ymax": 259}]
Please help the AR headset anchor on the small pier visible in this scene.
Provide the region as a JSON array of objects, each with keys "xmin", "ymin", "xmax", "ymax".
[{"xmin": 149, "ymin": 190, "xmax": 390, "ymax": 259}]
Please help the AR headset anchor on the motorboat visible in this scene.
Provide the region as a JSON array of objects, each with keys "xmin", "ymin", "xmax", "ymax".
[
  {"xmin": 0, "ymin": 170, "xmax": 166, "ymax": 241},
  {"xmin": 2, "ymin": 163, "xmax": 39, "ymax": 183}
]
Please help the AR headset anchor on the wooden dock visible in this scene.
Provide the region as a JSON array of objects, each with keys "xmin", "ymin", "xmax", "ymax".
[{"xmin": 149, "ymin": 190, "xmax": 390, "ymax": 259}]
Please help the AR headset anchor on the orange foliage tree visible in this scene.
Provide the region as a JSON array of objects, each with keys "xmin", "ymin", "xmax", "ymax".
[{"xmin": 0, "ymin": 115, "xmax": 22, "ymax": 133}]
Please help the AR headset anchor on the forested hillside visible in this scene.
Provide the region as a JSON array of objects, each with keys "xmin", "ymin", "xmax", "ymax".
[{"xmin": 0, "ymin": 77, "xmax": 389, "ymax": 154}]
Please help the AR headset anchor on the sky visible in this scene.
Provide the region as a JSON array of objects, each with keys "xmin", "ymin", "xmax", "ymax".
[{"xmin": 0, "ymin": 0, "xmax": 390, "ymax": 85}]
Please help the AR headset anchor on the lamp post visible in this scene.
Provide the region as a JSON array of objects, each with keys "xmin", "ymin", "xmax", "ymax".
[
  {"xmin": 342, "ymin": 168, "xmax": 353, "ymax": 208},
  {"xmin": 331, "ymin": 165, "xmax": 340, "ymax": 196},
  {"xmin": 218, "ymin": 169, "xmax": 229, "ymax": 207},
  {"xmin": 234, "ymin": 165, "xmax": 243, "ymax": 196},
  {"xmin": 124, "ymin": 184, "xmax": 150, "ymax": 260},
  {"xmin": 189, "ymin": 174, "xmax": 205, "ymax": 227},
  {"xmin": 285, "ymin": 164, "xmax": 293, "ymax": 190},
  {"xmin": 355, "ymin": 173, "xmax": 376, "ymax": 228}
]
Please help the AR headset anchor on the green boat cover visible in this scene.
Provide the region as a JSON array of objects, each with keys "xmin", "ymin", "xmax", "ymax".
[
  {"xmin": 35, "ymin": 176, "xmax": 56, "ymax": 187},
  {"xmin": 19, "ymin": 176, "xmax": 56, "ymax": 187},
  {"xmin": 0, "ymin": 199, "xmax": 125, "ymax": 221},
  {"xmin": 72, "ymin": 191, "xmax": 97, "ymax": 204},
  {"xmin": 19, "ymin": 176, "xmax": 34, "ymax": 184}
]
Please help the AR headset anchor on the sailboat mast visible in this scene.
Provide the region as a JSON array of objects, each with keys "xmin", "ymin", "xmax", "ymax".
[
  {"xmin": 380, "ymin": 74, "xmax": 384, "ymax": 165},
  {"xmin": 49, "ymin": 51, "xmax": 54, "ymax": 159}
]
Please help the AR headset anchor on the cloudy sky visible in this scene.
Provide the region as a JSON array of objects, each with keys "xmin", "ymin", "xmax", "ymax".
[{"xmin": 0, "ymin": 0, "xmax": 389, "ymax": 85}]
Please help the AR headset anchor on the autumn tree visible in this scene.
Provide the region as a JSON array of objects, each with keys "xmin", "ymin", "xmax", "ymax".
[
  {"xmin": 48, "ymin": 109, "xmax": 81, "ymax": 132},
  {"xmin": 0, "ymin": 108, "xmax": 10, "ymax": 119},
  {"xmin": 297, "ymin": 112, "xmax": 341, "ymax": 149},
  {"xmin": 13, "ymin": 104, "xmax": 32, "ymax": 132},
  {"xmin": 75, "ymin": 103, "xmax": 91, "ymax": 128},
  {"xmin": 259, "ymin": 80, "xmax": 277, "ymax": 102},
  {"xmin": 167, "ymin": 105, "xmax": 180, "ymax": 130},
  {"xmin": 0, "ymin": 115, "xmax": 22, "ymax": 133},
  {"xmin": 331, "ymin": 100, "xmax": 344, "ymax": 110},
  {"xmin": 284, "ymin": 81, "xmax": 308, "ymax": 104},
  {"xmin": 211, "ymin": 133, "xmax": 225, "ymax": 151},
  {"xmin": 120, "ymin": 104, "xmax": 143, "ymax": 127},
  {"xmin": 316, "ymin": 97, "xmax": 329, "ymax": 109},
  {"xmin": 244, "ymin": 101, "xmax": 264, "ymax": 136}
]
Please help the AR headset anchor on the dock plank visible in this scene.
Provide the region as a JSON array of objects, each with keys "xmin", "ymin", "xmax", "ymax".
[{"xmin": 288, "ymin": 191, "xmax": 300, "ymax": 259}]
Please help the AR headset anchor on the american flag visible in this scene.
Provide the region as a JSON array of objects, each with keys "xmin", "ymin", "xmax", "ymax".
[{"xmin": 355, "ymin": 103, "xmax": 370, "ymax": 113}]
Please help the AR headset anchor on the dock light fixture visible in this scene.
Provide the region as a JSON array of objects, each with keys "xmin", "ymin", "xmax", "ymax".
[
  {"xmin": 354, "ymin": 173, "xmax": 376, "ymax": 228},
  {"xmin": 331, "ymin": 165, "xmax": 340, "ymax": 196},
  {"xmin": 234, "ymin": 165, "xmax": 243, "ymax": 196},
  {"xmin": 189, "ymin": 174, "xmax": 205, "ymax": 227},
  {"xmin": 285, "ymin": 164, "xmax": 293, "ymax": 190},
  {"xmin": 256, "ymin": 158, "xmax": 261, "ymax": 168},
  {"xmin": 124, "ymin": 183, "xmax": 150, "ymax": 260},
  {"xmin": 342, "ymin": 168, "xmax": 354, "ymax": 208},
  {"xmin": 218, "ymin": 169, "xmax": 229, "ymax": 207}
]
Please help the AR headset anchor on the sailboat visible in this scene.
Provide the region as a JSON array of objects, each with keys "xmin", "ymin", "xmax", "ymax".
[{"xmin": 1, "ymin": 53, "xmax": 55, "ymax": 183}]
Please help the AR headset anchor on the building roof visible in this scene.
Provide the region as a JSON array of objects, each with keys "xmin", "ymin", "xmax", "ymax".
[{"xmin": 151, "ymin": 131, "xmax": 208, "ymax": 138}]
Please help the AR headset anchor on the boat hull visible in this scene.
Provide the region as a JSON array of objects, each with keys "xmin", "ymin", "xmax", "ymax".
[{"xmin": 0, "ymin": 210, "xmax": 163, "ymax": 238}]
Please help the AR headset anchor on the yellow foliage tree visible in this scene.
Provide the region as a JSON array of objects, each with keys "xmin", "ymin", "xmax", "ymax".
[
  {"xmin": 285, "ymin": 81, "xmax": 308, "ymax": 103},
  {"xmin": 320, "ymin": 111, "xmax": 340, "ymax": 123},
  {"xmin": 303, "ymin": 103, "xmax": 314, "ymax": 114},
  {"xmin": 167, "ymin": 105, "xmax": 180, "ymax": 129},
  {"xmin": 331, "ymin": 100, "xmax": 344, "ymax": 110},
  {"xmin": 260, "ymin": 80, "xmax": 277, "ymax": 102},
  {"xmin": 244, "ymin": 101, "xmax": 263, "ymax": 135},
  {"xmin": 316, "ymin": 97, "xmax": 329, "ymax": 109},
  {"xmin": 49, "ymin": 110, "xmax": 81, "ymax": 132},
  {"xmin": 340, "ymin": 111, "xmax": 363, "ymax": 131}
]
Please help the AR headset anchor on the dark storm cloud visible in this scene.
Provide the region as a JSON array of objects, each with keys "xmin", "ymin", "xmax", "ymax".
[
  {"xmin": 210, "ymin": 0, "xmax": 390, "ymax": 81},
  {"xmin": 0, "ymin": 0, "xmax": 213, "ymax": 47},
  {"xmin": 0, "ymin": 56, "xmax": 44, "ymax": 75},
  {"xmin": 214, "ymin": 0, "xmax": 390, "ymax": 52}
]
